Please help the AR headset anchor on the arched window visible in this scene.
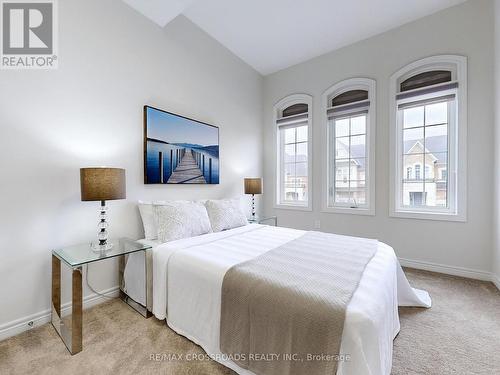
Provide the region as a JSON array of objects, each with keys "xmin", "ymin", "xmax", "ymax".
[
  {"xmin": 322, "ymin": 78, "xmax": 375, "ymax": 215},
  {"xmin": 274, "ymin": 94, "xmax": 312, "ymax": 209},
  {"xmin": 390, "ymin": 55, "xmax": 467, "ymax": 221}
]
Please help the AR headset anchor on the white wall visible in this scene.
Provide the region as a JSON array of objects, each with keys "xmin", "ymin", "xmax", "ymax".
[
  {"xmin": 493, "ymin": 0, "xmax": 500, "ymax": 288},
  {"xmin": 263, "ymin": 0, "xmax": 494, "ymax": 275},
  {"xmin": 0, "ymin": 0, "xmax": 263, "ymax": 333}
]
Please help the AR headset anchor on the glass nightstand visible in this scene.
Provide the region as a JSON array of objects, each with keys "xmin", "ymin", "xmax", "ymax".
[
  {"xmin": 51, "ymin": 238, "xmax": 152, "ymax": 355},
  {"xmin": 247, "ymin": 216, "xmax": 278, "ymax": 226}
]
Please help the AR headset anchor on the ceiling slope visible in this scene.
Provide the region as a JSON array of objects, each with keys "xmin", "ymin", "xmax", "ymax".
[{"xmin": 124, "ymin": 0, "xmax": 467, "ymax": 75}]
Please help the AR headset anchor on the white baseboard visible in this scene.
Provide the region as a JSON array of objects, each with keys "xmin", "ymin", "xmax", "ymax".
[
  {"xmin": 399, "ymin": 257, "xmax": 496, "ymax": 283},
  {"xmin": 0, "ymin": 286, "xmax": 119, "ymax": 342}
]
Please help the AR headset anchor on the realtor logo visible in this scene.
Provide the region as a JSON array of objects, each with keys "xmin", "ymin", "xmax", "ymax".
[{"xmin": 1, "ymin": 0, "xmax": 58, "ymax": 69}]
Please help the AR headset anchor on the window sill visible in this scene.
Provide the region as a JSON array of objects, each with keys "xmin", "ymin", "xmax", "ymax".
[
  {"xmin": 274, "ymin": 203, "xmax": 312, "ymax": 212},
  {"xmin": 322, "ymin": 206, "xmax": 375, "ymax": 216},
  {"xmin": 390, "ymin": 210, "xmax": 466, "ymax": 222}
]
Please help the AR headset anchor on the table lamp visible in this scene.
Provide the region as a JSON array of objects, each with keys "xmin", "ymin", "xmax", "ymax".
[
  {"xmin": 244, "ymin": 178, "xmax": 262, "ymax": 220},
  {"xmin": 80, "ymin": 167, "xmax": 126, "ymax": 251}
]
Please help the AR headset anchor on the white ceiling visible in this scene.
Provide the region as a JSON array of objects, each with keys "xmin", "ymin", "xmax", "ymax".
[
  {"xmin": 122, "ymin": 0, "xmax": 195, "ymax": 27},
  {"xmin": 123, "ymin": 0, "xmax": 467, "ymax": 75}
]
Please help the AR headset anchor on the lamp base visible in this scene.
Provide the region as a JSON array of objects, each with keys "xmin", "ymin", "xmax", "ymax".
[
  {"xmin": 251, "ymin": 194, "xmax": 256, "ymax": 218},
  {"xmin": 95, "ymin": 200, "xmax": 111, "ymax": 253},
  {"xmin": 91, "ymin": 242, "xmax": 114, "ymax": 253}
]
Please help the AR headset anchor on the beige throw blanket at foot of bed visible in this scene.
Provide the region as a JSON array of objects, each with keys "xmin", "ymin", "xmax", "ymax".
[{"xmin": 220, "ymin": 231, "xmax": 378, "ymax": 375}]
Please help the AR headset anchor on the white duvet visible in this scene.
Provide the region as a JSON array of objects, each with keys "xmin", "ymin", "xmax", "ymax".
[{"xmin": 125, "ymin": 224, "xmax": 431, "ymax": 375}]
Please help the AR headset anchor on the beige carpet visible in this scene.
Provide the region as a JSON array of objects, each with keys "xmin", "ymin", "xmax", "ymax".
[{"xmin": 0, "ymin": 268, "xmax": 499, "ymax": 375}]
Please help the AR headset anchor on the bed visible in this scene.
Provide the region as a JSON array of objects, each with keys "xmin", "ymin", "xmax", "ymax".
[{"xmin": 123, "ymin": 223, "xmax": 431, "ymax": 375}]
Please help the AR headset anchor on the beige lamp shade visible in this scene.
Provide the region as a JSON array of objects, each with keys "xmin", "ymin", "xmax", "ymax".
[
  {"xmin": 80, "ymin": 168, "xmax": 126, "ymax": 201},
  {"xmin": 244, "ymin": 178, "xmax": 262, "ymax": 195}
]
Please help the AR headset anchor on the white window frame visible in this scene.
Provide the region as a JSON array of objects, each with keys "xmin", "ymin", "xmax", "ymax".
[
  {"xmin": 274, "ymin": 94, "xmax": 313, "ymax": 211},
  {"xmin": 322, "ymin": 78, "xmax": 376, "ymax": 215},
  {"xmin": 389, "ymin": 55, "xmax": 467, "ymax": 222}
]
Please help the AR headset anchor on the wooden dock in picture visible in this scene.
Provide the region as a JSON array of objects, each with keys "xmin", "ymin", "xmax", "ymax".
[{"xmin": 167, "ymin": 149, "xmax": 207, "ymax": 184}]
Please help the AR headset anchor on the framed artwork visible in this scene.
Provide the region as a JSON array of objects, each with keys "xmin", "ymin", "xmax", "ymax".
[{"xmin": 144, "ymin": 106, "xmax": 220, "ymax": 184}]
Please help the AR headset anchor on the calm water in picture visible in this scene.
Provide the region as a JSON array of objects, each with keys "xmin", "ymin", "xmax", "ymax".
[{"xmin": 146, "ymin": 140, "xmax": 219, "ymax": 184}]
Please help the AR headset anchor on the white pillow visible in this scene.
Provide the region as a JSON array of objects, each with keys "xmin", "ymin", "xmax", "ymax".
[
  {"xmin": 155, "ymin": 201, "xmax": 213, "ymax": 243},
  {"xmin": 204, "ymin": 198, "xmax": 248, "ymax": 232},
  {"xmin": 138, "ymin": 201, "xmax": 157, "ymax": 240},
  {"xmin": 138, "ymin": 200, "xmax": 190, "ymax": 240}
]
